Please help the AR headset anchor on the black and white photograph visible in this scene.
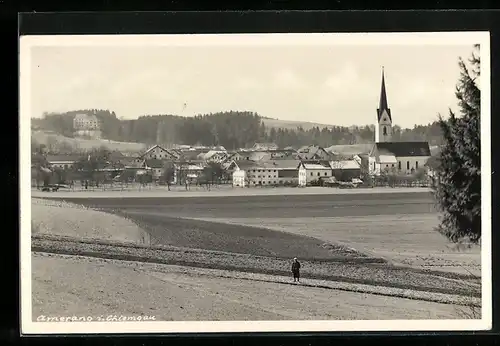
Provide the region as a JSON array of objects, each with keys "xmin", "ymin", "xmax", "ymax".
[{"xmin": 20, "ymin": 32, "xmax": 491, "ymax": 334}]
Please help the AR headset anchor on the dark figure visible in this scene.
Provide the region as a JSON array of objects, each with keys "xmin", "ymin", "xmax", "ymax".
[{"xmin": 291, "ymin": 257, "xmax": 301, "ymax": 282}]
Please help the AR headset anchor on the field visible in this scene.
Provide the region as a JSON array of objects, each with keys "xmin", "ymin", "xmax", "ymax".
[
  {"xmin": 30, "ymin": 189, "xmax": 482, "ymax": 321},
  {"xmin": 32, "ymin": 252, "xmax": 465, "ymax": 320},
  {"xmin": 31, "ymin": 130, "xmax": 146, "ymax": 153},
  {"xmin": 260, "ymin": 118, "xmax": 333, "ymax": 131}
]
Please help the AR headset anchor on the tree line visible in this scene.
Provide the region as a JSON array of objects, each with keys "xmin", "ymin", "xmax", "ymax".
[{"xmin": 33, "ymin": 110, "xmax": 446, "ymax": 151}]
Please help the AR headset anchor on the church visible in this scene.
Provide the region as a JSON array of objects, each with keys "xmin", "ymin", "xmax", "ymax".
[{"xmin": 368, "ymin": 68, "xmax": 431, "ymax": 176}]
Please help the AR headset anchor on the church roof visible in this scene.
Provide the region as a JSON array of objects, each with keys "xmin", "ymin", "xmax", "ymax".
[
  {"xmin": 371, "ymin": 142, "xmax": 431, "ymax": 157},
  {"xmin": 377, "ymin": 68, "xmax": 392, "ymax": 122}
]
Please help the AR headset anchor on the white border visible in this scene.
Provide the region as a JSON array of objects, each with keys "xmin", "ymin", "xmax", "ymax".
[{"xmin": 20, "ymin": 32, "xmax": 492, "ymax": 334}]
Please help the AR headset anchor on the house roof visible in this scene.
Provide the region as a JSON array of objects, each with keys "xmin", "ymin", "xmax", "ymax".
[
  {"xmin": 378, "ymin": 155, "xmax": 398, "ymax": 164},
  {"xmin": 371, "ymin": 142, "xmax": 431, "ymax": 157},
  {"xmin": 302, "ymin": 163, "xmax": 330, "ymax": 170},
  {"xmin": 46, "ymin": 155, "xmax": 83, "ymax": 162},
  {"xmin": 144, "ymin": 159, "xmax": 164, "ymax": 169},
  {"xmin": 331, "ymin": 160, "xmax": 361, "ymax": 170}
]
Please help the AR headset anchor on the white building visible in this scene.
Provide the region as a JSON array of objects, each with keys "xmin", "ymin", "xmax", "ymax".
[
  {"xmin": 368, "ymin": 68, "xmax": 431, "ymax": 176},
  {"xmin": 73, "ymin": 113, "xmax": 101, "ymax": 138},
  {"xmin": 232, "ymin": 169, "xmax": 247, "ymax": 187},
  {"xmin": 298, "ymin": 161, "xmax": 332, "ymax": 186}
]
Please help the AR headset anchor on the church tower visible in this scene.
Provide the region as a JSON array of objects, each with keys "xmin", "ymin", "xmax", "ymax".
[{"xmin": 375, "ymin": 67, "xmax": 393, "ymax": 143}]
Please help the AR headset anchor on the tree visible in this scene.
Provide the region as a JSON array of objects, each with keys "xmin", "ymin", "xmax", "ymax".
[
  {"xmin": 432, "ymin": 45, "xmax": 481, "ymax": 244},
  {"xmin": 162, "ymin": 161, "xmax": 176, "ymax": 190}
]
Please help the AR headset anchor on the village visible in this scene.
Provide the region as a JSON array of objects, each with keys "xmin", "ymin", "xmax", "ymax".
[{"xmin": 31, "ymin": 70, "xmax": 436, "ymax": 191}]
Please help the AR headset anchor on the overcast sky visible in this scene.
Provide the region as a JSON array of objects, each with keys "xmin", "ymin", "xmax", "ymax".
[{"xmin": 28, "ymin": 43, "xmax": 475, "ymax": 128}]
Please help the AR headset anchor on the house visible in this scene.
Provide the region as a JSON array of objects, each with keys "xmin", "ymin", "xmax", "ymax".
[
  {"xmin": 368, "ymin": 142, "xmax": 431, "ymax": 176},
  {"xmin": 252, "ymin": 142, "xmax": 279, "ymax": 151},
  {"xmin": 232, "ymin": 169, "xmax": 247, "ymax": 187},
  {"xmin": 45, "ymin": 155, "xmax": 83, "ymax": 170},
  {"xmin": 368, "ymin": 67, "xmax": 431, "ymax": 176},
  {"xmin": 296, "ymin": 145, "xmax": 332, "ymax": 161},
  {"xmin": 330, "ymin": 158, "xmax": 362, "ymax": 181},
  {"xmin": 73, "ymin": 112, "xmax": 102, "ymax": 139},
  {"xmin": 143, "ymin": 159, "xmax": 165, "ymax": 181},
  {"xmin": 298, "ymin": 161, "xmax": 333, "ymax": 186},
  {"xmin": 139, "ymin": 145, "xmax": 178, "ymax": 161},
  {"xmin": 198, "ymin": 150, "xmax": 228, "ymax": 163},
  {"xmin": 174, "ymin": 163, "xmax": 204, "ymax": 184},
  {"xmin": 230, "ymin": 159, "xmax": 301, "ymax": 186}
]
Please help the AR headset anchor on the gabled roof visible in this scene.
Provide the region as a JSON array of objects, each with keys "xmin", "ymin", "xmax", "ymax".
[
  {"xmin": 46, "ymin": 154, "xmax": 83, "ymax": 162},
  {"xmin": 331, "ymin": 160, "xmax": 361, "ymax": 170},
  {"xmin": 370, "ymin": 142, "xmax": 431, "ymax": 157}
]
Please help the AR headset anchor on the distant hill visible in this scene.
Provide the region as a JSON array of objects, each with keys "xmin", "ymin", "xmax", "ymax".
[
  {"xmin": 261, "ymin": 118, "xmax": 333, "ymax": 131},
  {"xmin": 326, "ymin": 144, "xmax": 373, "ymax": 155},
  {"xmin": 31, "ymin": 130, "xmax": 147, "ymax": 154}
]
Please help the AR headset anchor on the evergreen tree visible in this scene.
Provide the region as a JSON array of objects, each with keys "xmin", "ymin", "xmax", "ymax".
[{"xmin": 432, "ymin": 45, "xmax": 481, "ymax": 244}]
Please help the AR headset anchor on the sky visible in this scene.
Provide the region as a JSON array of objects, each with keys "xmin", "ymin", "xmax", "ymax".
[{"xmin": 28, "ymin": 41, "xmax": 476, "ymax": 129}]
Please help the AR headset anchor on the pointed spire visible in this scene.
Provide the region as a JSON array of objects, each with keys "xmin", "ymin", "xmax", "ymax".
[
  {"xmin": 377, "ymin": 66, "xmax": 391, "ymax": 122},
  {"xmin": 379, "ymin": 66, "xmax": 388, "ymax": 112}
]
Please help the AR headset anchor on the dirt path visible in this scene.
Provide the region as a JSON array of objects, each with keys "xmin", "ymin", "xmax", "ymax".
[{"xmin": 32, "ymin": 252, "xmax": 465, "ymax": 321}]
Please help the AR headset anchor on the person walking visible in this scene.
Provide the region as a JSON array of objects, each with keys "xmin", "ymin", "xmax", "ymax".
[{"xmin": 291, "ymin": 257, "xmax": 301, "ymax": 283}]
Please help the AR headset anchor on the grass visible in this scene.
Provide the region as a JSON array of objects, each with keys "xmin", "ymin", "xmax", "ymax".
[
  {"xmin": 31, "ymin": 130, "xmax": 146, "ymax": 154},
  {"xmin": 189, "ymin": 215, "xmax": 481, "ymax": 276},
  {"xmin": 31, "ymin": 198, "xmax": 151, "ymax": 245},
  {"xmin": 32, "ymin": 234, "xmax": 480, "ymax": 299},
  {"xmin": 113, "ymin": 210, "xmax": 373, "ymax": 262}
]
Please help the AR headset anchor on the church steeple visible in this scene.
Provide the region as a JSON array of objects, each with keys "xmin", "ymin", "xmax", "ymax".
[
  {"xmin": 375, "ymin": 67, "xmax": 393, "ymax": 143},
  {"xmin": 377, "ymin": 67, "xmax": 391, "ymax": 121}
]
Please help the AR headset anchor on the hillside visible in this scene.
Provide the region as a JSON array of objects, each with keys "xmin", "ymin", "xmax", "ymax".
[
  {"xmin": 31, "ymin": 130, "xmax": 146, "ymax": 154},
  {"xmin": 261, "ymin": 118, "xmax": 333, "ymax": 131}
]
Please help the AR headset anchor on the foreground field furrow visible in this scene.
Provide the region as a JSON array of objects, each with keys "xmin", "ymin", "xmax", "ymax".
[
  {"xmin": 32, "ymin": 252, "xmax": 465, "ymax": 320},
  {"xmin": 31, "ymin": 235, "xmax": 480, "ymax": 299}
]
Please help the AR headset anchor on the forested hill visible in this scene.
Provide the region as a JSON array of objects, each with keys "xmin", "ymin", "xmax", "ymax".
[{"xmin": 32, "ymin": 109, "xmax": 446, "ymax": 150}]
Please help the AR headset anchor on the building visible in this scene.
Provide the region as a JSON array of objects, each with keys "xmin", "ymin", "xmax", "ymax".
[
  {"xmin": 368, "ymin": 68, "xmax": 431, "ymax": 176},
  {"xmin": 232, "ymin": 169, "xmax": 247, "ymax": 187},
  {"xmin": 296, "ymin": 145, "xmax": 333, "ymax": 161},
  {"xmin": 252, "ymin": 142, "xmax": 279, "ymax": 151},
  {"xmin": 142, "ymin": 159, "xmax": 165, "ymax": 181},
  {"xmin": 139, "ymin": 145, "xmax": 178, "ymax": 161},
  {"xmin": 298, "ymin": 161, "xmax": 333, "ymax": 186},
  {"xmin": 73, "ymin": 113, "xmax": 100, "ymax": 131},
  {"xmin": 45, "ymin": 155, "xmax": 82, "ymax": 170},
  {"xmin": 330, "ymin": 158, "xmax": 362, "ymax": 181},
  {"xmin": 73, "ymin": 113, "xmax": 102, "ymax": 139},
  {"xmin": 228, "ymin": 159, "xmax": 301, "ymax": 186}
]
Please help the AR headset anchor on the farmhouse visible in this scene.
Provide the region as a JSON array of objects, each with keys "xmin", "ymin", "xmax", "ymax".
[
  {"xmin": 139, "ymin": 145, "xmax": 178, "ymax": 161},
  {"xmin": 230, "ymin": 159, "xmax": 301, "ymax": 186},
  {"xmin": 296, "ymin": 145, "xmax": 332, "ymax": 161},
  {"xmin": 252, "ymin": 142, "xmax": 279, "ymax": 151},
  {"xmin": 142, "ymin": 159, "xmax": 165, "ymax": 181},
  {"xmin": 368, "ymin": 68, "xmax": 431, "ymax": 176},
  {"xmin": 331, "ymin": 158, "xmax": 362, "ymax": 181},
  {"xmin": 298, "ymin": 161, "xmax": 333, "ymax": 186},
  {"xmin": 45, "ymin": 154, "xmax": 82, "ymax": 170}
]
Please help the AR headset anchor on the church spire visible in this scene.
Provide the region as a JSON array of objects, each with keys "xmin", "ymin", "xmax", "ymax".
[{"xmin": 377, "ymin": 67, "xmax": 391, "ymax": 121}]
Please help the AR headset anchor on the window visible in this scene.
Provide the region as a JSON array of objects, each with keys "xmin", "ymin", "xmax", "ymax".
[
  {"xmin": 407, "ymin": 161, "xmax": 410, "ymax": 170},
  {"xmin": 373, "ymin": 162, "xmax": 376, "ymax": 170},
  {"xmin": 274, "ymin": 170, "xmax": 277, "ymax": 172},
  {"xmin": 416, "ymin": 161, "xmax": 419, "ymax": 169},
  {"xmin": 317, "ymin": 172, "xmax": 320, "ymax": 176},
  {"xmin": 310, "ymin": 172, "xmax": 313, "ymax": 176},
  {"xmin": 252, "ymin": 170, "xmax": 256, "ymax": 173},
  {"xmin": 324, "ymin": 172, "xmax": 328, "ymax": 176},
  {"xmin": 383, "ymin": 126, "xmax": 387, "ymax": 136},
  {"xmin": 398, "ymin": 161, "xmax": 401, "ymax": 170},
  {"xmin": 391, "ymin": 164, "xmax": 394, "ymax": 167},
  {"xmin": 386, "ymin": 164, "xmax": 389, "ymax": 168}
]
